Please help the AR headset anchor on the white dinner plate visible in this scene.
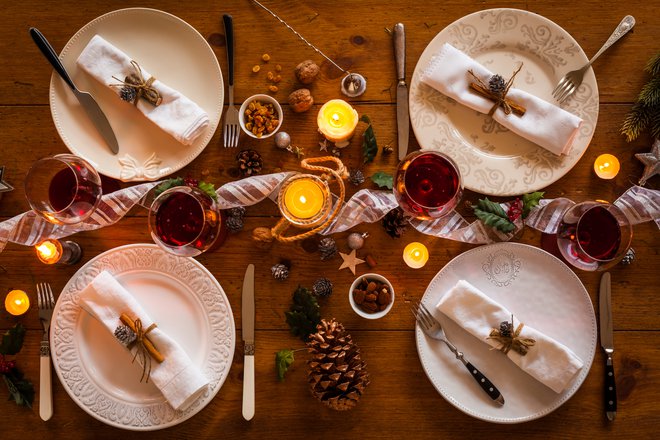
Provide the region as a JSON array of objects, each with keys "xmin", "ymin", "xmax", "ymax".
[
  {"xmin": 49, "ymin": 8, "xmax": 223, "ymax": 181},
  {"xmin": 410, "ymin": 9, "xmax": 598, "ymax": 196},
  {"xmin": 51, "ymin": 244, "xmax": 235, "ymax": 430},
  {"xmin": 416, "ymin": 242, "xmax": 597, "ymax": 423}
]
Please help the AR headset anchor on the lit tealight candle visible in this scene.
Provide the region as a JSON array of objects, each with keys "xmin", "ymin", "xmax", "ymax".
[
  {"xmin": 5, "ymin": 290, "xmax": 30, "ymax": 316},
  {"xmin": 403, "ymin": 242, "xmax": 429, "ymax": 269},
  {"xmin": 283, "ymin": 177, "xmax": 326, "ymax": 220},
  {"xmin": 594, "ymin": 154, "xmax": 620, "ymax": 179},
  {"xmin": 317, "ymin": 99, "xmax": 359, "ymax": 144},
  {"xmin": 35, "ymin": 239, "xmax": 63, "ymax": 264}
]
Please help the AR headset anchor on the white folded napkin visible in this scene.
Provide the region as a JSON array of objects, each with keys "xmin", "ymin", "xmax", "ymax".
[
  {"xmin": 76, "ymin": 35, "xmax": 209, "ymax": 145},
  {"xmin": 420, "ymin": 43, "xmax": 583, "ymax": 156},
  {"xmin": 78, "ymin": 271, "xmax": 208, "ymax": 411},
  {"xmin": 436, "ymin": 280, "xmax": 583, "ymax": 393}
]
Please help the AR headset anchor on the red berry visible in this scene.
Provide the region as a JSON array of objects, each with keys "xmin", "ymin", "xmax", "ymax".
[
  {"xmin": 183, "ymin": 177, "xmax": 199, "ymax": 188},
  {"xmin": 507, "ymin": 198, "xmax": 523, "ymax": 222}
]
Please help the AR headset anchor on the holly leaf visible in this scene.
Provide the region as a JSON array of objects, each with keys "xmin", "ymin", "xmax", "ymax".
[
  {"xmin": 360, "ymin": 115, "xmax": 378, "ymax": 164},
  {"xmin": 284, "ymin": 286, "xmax": 321, "ymax": 341},
  {"xmin": 275, "ymin": 349, "xmax": 295, "ymax": 381},
  {"xmin": 3, "ymin": 369, "xmax": 34, "ymax": 408},
  {"xmin": 198, "ymin": 181, "xmax": 218, "ymax": 201},
  {"xmin": 474, "ymin": 198, "xmax": 515, "ymax": 233},
  {"xmin": 370, "ymin": 171, "xmax": 393, "ymax": 189},
  {"xmin": 154, "ymin": 177, "xmax": 184, "ymax": 198},
  {"xmin": 0, "ymin": 324, "xmax": 25, "ymax": 356},
  {"xmin": 521, "ymin": 191, "xmax": 544, "ymax": 218}
]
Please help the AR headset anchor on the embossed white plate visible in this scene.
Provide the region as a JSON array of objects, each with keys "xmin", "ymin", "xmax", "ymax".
[
  {"xmin": 416, "ymin": 242, "xmax": 597, "ymax": 423},
  {"xmin": 49, "ymin": 8, "xmax": 223, "ymax": 181},
  {"xmin": 51, "ymin": 244, "xmax": 235, "ymax": 430},
  {"xmin": 410, "ymin": 9, "xmax": 598, "ymax": 196}
]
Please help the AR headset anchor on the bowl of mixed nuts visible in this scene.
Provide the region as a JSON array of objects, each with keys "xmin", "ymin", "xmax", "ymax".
[
  {"xmin": 349, "ymin": 273, "xmax": 395, "ymax": 319},
  {"xmin": 239, "ymin": 94, "xmax": 283, "ymax": 139}
]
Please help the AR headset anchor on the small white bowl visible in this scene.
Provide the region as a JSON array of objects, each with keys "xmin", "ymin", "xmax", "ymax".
[
  {"xmin": 349, "ymin": 273, "xmax": 395, "ymax": 319},
  {"xmin": 239, "ymin": 94, "xmax": 283, "ymax": 139}
]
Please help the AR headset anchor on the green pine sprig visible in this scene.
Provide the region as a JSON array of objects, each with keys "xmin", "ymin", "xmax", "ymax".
[
  {"xmin": 646, "ymin": 51, "xmax": 660, "ymax": 77},
  {"xmin": 1, "ymin": 324, "xmax": 34, "ymax": 408},
  {"xmin": 473, "ymin": 198, "xmax": 515, "ymax": 233},
  {"xmin": 360, "ymin": 115, "xmax": 378, "ymax": 164},
  {"xmin": 622, "ymin": 51, "xmax": 660, "ymax": 142}
]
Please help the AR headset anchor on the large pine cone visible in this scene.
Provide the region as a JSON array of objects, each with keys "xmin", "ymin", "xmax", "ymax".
[
  {"xmin": 381, "ymin": 207, "xmax": 408, "ymax": 238},
  {"xmin": 236, "ymin": 149, "xmax": 263, "ymax": 176},
  {"xmin": 306, "ymin": 319, "xmax": 370, "ymax": 411}
]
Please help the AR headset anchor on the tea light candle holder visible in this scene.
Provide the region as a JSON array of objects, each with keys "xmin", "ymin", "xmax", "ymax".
[
  {"xmin": 317, "ymin": 99, "xmax": 359, "ymax": 145},
  {"xmin": 594, "ymin": 154, "xmax": 620, "ymax": 180},
  {"xmin": 5, "ymin": 289, "xmax": 30, "ymax": 316},
  {"xmin": 278, "ymin": 175, "xmax": 332, "ymax": 228},
  {"xmin": 35, "ymin": 238, "xmax": 82, "ymax": 265},
  {"xmin": 403, "ymin": 242, "xmax": 429, "ymax": 269}
]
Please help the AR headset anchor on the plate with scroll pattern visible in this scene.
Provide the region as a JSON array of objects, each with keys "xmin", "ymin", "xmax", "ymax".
[
  {"xmin": 410, "ymin": 9, "xmax": 598, "ymax": 196},
  {"xmin": 416, "ymin": 243, "xmax": 597, "ymax": 423},
  {"xmin": 51, "ymin": 244, "xmax": 235, "ymax": 430}
]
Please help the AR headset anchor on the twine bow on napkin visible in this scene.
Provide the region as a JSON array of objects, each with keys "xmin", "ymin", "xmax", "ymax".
[
  {"xmin": 468, "ymin": 65, "xmax": 526, "ymax": 117},
  {"xmin": 115, "ymin": 313, "xmax": 165, "ymax": 383},
  {"xmin": 111, "ymin": 60, "xmax": 162, "ymax": 107},
  {"xmin": 488, "ymin": 315, "xmax": 536, "ymax": 356}
]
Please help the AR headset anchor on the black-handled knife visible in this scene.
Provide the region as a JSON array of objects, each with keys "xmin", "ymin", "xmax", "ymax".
[{"xmin": 599, "ymin": 272, "xmax": 617, "ymax": 421}]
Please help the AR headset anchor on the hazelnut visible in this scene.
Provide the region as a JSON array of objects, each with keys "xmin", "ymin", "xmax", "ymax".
[
  {"xmin": 295, "ymin": 60, "xmax": 320, "ymax": 84},
  {"xmin": 288, "ymin": 88, "xmax": 314, "ymax": 113}
]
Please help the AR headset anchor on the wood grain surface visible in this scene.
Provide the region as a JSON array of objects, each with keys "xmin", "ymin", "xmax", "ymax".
[{"xmin": 0, "ymin": 1, "xmax": 658, "ymax": 439}]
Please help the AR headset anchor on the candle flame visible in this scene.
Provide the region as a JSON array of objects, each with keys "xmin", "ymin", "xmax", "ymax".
[
  {"xmin": 37, "ymin": 242, "xmax": 56, "ymax": 258},
  {"xmin": 299, "ymin": 195, "xmax": 307, "ymax": 204},
  {"xmin": 414, "ymin": 250, "xmax": 420, "ymax": 258},
  {"xmin": 332, "ymin": 113, "xmax": 340, "ymax": 122},
  {"xmin": 14, "ymin": 299, "xmax": 22, "ymax": 306}
]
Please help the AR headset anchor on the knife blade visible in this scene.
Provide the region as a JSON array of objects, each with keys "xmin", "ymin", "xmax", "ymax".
[
  {"xmin": 242, "ymin": 263, "xmax": 255, "ymax": 421},
  {"xmin": 599, "ymin": 272, "xmax": 617, "ymax": 421},
  {"xmin": 30, "ymin": 28, "xmax": 119, "ymax": 155},
  {"xmin": 393, "ymin": 23, "xmax": 409, "ymax": 161}
]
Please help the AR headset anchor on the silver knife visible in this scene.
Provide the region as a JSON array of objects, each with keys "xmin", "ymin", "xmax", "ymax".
[
  {"xmin": 242, "ymin": 264, "xmax": 255, "ymax": 421},
  {"xmin": 393, "ymin": 23, "xmax": 410, "ymax": 161},
  {"xmin": 30, "ymin": 28, "xmax": 119, "ymax": 155},
  {"xmin": 599, "ymin": 272, "xmax": 617, "ymax": 421}
]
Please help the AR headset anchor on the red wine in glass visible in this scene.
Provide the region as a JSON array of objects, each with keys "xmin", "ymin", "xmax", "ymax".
[
  {"xmin": 48, "ymin": 166, "xmax": 101, "ymax": 216},
  {"xmin": 557, "ymin": 202, "xmax": 632, "ymax": 271},
  {"xmin": 394, "ymin": 151, "xmax": 462, "ymax": 219}
]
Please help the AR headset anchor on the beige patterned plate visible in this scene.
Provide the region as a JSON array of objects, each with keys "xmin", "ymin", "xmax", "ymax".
[{"xmin": 410, "ymin": 9, "xmax": 598, "ymax": 196}]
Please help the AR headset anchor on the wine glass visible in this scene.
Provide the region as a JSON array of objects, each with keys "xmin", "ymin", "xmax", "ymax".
[
  {"xmin": 148, "ymin": 186, "xmax": 225, "ymax": 257},
  {"xmin": 556, "ymin": 201, "xmax": 633, "ymax": 271},
  {"xmin": 24, "ymin": 153, "xmax": 102, "ymax": 225},
  {"xmin": 393, "ymin": 151, "xmax": 463, "ymax": 219}
]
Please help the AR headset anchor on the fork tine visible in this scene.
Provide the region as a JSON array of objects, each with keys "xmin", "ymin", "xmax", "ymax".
[
  {"xmin": 557, "ymin": 83, "xmax": 575, "ymax": 103},
  {"xmin": 233, "ymin": 125, "xmax": 239, "ymax": 147},
  {"xmin": 410, "ymin": 304, "xmax": 430, "ymax": 330},
  {"xmin": 36, "ymin": 283, "xmax": 43, "ymax": 309},
  {"xmin": 417, "ymin": 303, "xmax": 436, "ymax": 327},
  {"xmin": 46, "ymin": 283, "xmax": 55, "ymax": 308},
  {"xmin": 552, "ymin": 77, "xmax": 568, "ymax": 98}
]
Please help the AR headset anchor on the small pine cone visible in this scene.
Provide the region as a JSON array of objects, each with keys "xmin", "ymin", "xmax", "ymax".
[
  {"xmin": 499, "ymin": 321, "xmax": 512, "ymax": 338},
  {"xmin": 226, "ymin": 215, "xmax": 244, "ymax": 232},
  {"xmin": 307, "ymin": 319, "xmax": 370, "ymax": 411},
  {"xmin": 271, "ymin": 263, "xmax": 289, "ymax": 281},
  {"xmin": 318, "ymin": 237, "xmax": 337, "ymax": 261},
  {"xmin": 488, "ymin": 74, "xmax": 507, "ymax": 95},
  {"xmin": 312, "ymin": 278, "xmax": 333, "ymax": 297},
  {"xmin": 114, "ymin": 325, "xmax": 136, "ymax": 346},
  {"xmin": 228, "ymin": 206, "xmax": 246, "ymax": 219},
  {"xmin": 381, "ymin": 207, "xmax": 408, "ymax": 238},
  {"xmin": 621, "ymin": 248, "xmax": 635, "ymax": 265},
  {"xmin": 119, "ymin": 86, "xmax": 137, "ymax": 103},
  {"xmin": 236, "ymin": 149, "xmax": 263, "ymax": 176},
  {"xmin": 348, "ymin": 168, "xmax": 365, "ymax": 186}
]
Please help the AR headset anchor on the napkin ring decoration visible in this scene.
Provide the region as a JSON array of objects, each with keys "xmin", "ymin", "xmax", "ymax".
[
  {"xmin": 114, "ymin": 313, "xmax": 165, "ymax": 383},
  {"xmin": 487, "ymin": 315, "xmax": 536, "ymax": 356},
  {"xmin": 110, "ymin": 60, "xmax": 162, "ymax": 107},
  {"xmin": 468, "ymin": 65, "xmax": 526, "ymax": 117}
]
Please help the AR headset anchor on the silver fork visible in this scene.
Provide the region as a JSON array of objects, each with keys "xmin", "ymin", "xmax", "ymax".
[
  {"xmin": 37, "ymin": 283, "xmax": 55, "ymax": 421},
  {"xmin": 552, "ymin": 15, "xmax": 635, "ymax": 103},
  {"xmin": 222, "ymin": 14, "xmax": 239, "ymax": 148},
  {"xmin": 412, "ymin": 301, "xmax": 504, "ymax": 405}
]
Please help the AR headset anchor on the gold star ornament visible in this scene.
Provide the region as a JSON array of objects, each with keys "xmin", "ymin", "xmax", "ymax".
[
  {"xmin": 635, "ymin": 138, "xmax": 660, "ymax": 186},
  {"xmin": 338, "ymin": 249, "xmax": 365, "ymax": 275}
]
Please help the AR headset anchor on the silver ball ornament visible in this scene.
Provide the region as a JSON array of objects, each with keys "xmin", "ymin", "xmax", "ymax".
[
  {"xmin": 347, "ymin": 232, "xmax": 369, "ymax": 250},
  {"xmin": 274, "ymin": 132, "xmax": 291, "ymax": 149}
]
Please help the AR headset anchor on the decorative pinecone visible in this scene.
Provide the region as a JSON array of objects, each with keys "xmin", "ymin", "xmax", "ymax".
[
  {"xmin": 271, "ymin": 263, "xmax": 289, "ymax": 281},
  {"xmin": 236, "ymin": 149, "xmax": 263, "ymax": 176},
  {"xmin": 621, "ymin": 247, "xmax": 636, "ymax": 265},
  {"xmin": 228, "ymin": 206, "xmax": 247, "ymax": 219},
  {"xmin": 226, "ymin": 215, "xmax": 244, "ymax": 232},
  {"xmin": 307, "ymin": 319, "xmax": 370, "ymax": 411},
  {"xmin": 489, "ymin": 74, "xmax": 507, "ymax": 95},
  {"xmin": 381, "ymin": 207, "xmax": 408, "ymax": 238},
  {"xmin": 312, "ymin": 278, "xmax": 333, "ymax": 297},
  {"xmin": 114, "ymin": 325, "xmax": 136, "ymax": 346},
  {"xmin": 348, "ymin": 168, "xmax": 365, "ymax": 186},
  {"xmin": 318, "ymin": 237, "xmax": 337, "ymax": 261},
  {"xmin": 119, "ymin": 85, "xmax": 137, "ymax": 103},
  {"xmin": 499, "ymin": 321, "xmax": 513, "ymax": 338}
]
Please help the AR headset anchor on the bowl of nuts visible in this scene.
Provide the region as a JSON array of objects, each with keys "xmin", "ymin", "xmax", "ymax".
[
  {"xmin": 349, "ymin": 273, "xmax": 395, "ymax": 319},
  {"xmin": 239, "ymin": 94, "xmax": 283, "ymax": 139}
]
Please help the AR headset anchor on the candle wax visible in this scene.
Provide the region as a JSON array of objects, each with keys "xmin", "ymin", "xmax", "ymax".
[
  {"xmin": 594, "ymin": 154, "xmax": 620, "ymax": 179},
  {"xmin": 5, "ymin": 290, "xmax": 30, "ymax": 316},
  {"xmin": 403, "ymin": 242, "xmax": 429, "ymax": 269},
  {"xmin": 283, "ymin": 178, "xmax": 325, "ymax": 219},
  {"xmin": 317, "ymin": 99, "xmax": 359, "ymax": 143}
]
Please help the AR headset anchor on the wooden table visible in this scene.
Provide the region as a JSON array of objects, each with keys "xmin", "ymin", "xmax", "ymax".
[{"xmin": 1, "ymin": 1, "xmax": 658, "ymax": 438}]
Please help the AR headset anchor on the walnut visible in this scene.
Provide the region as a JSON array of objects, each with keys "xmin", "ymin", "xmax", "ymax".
[
  {"xmin": 295, "ymin": 60, "xmax": 320, "ymax": 84},
  {"xmin": 288, "ymin": 88, "xmax": 314, "ymax": 113}
]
